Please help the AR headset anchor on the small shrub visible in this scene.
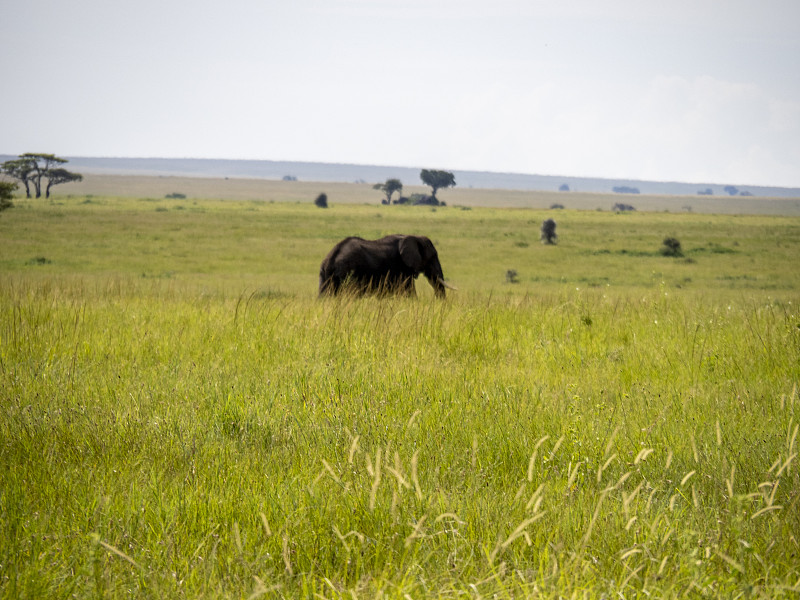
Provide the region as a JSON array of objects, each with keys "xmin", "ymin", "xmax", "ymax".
[
  {"xmin": 0, "ymin": 181, "xmax": 17, "ymax": 212},
  {"xmin": 314, "ymin": 193, "xmax": 328, "ymax": 208},
  {"xmin": 660, "ymin": 237, "xmax": 683, "ymax": 257},
  {"xmin": 165, "ymin": 193, "xmax": 186, "ymax": 199},
  {"xmin": 506, "ymin": 269, "xmax": 519, "ymax": 283},
  {"xmin": 541, "ymin": 218, "xmax": 557, "ymax": 244},
  {"xmin": 550, "ymin": 203, "xmax": 565, "ymax": 209}
]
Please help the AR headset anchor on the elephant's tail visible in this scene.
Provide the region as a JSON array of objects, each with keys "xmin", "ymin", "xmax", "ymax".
[{"xmin": 319, "ymin": 237, "xmax": 357, "ymax": 296}]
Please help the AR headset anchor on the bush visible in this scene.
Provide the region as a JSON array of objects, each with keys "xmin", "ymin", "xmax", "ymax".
[
  {"xmin": 165, "ymin": 193, "xmax": 186, "ymax": 199},
  {"xmin": 314, "ymin": 193, "xmax": 328, "ymax": 208},
  {"xmin": 0, "ymin": 181, "xmax": 16, "ymax": 212},
  {"xmin": 540, "ymin": 218, "xmax": 558, "ymax": 244},
  {"xmin": 660, "ymin": 237, "xmax": 683, "ymax": 257}
]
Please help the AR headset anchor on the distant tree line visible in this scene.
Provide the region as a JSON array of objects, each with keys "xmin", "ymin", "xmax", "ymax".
[
  {"xmin": 698, "ymin": 186, "xmax": 752, "ymax": 197},
  {"xmin": 612, "ymin": 186, "xmax": 640, "ymax": 194},
  {"xmin": 1, "ymin": 153, "xmax": 83, "ymax": 199},
  {"xmin": 724, "ymin": 185, "xmax": 753, "ymax": 196}
]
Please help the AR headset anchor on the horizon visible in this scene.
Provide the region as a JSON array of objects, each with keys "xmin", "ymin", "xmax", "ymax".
[{"xmin": 6, "ymin": 155, "xmax": 798, "ymax": 199}]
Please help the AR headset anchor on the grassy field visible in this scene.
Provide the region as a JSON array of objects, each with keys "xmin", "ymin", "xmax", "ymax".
[
  {"xmin": 52, "ymin": 173, "xmax": 800, "ymax": 215},
  {"xmin": 1, "ymin": 192, "xmax": 799, "ymax": 598}
]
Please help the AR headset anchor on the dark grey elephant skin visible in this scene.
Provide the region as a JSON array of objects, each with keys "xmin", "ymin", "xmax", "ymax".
[{"xmin": 319, "ymin": 234, "xmax": 451, "ymax": 298}]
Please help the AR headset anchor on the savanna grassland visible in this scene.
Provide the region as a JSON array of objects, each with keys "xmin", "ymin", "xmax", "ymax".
[{"xmin": 1, "ymin": 191, "xmax": 799, "ymax": 599}]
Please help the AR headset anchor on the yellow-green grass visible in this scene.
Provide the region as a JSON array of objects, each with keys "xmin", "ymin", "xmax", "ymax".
[{"xmin": 1, "ymin": 196, "xmax": 799, "ymax": 598}]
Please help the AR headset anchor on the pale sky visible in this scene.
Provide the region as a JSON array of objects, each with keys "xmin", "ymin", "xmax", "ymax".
[{"xmin": 2, "ymin": 0, "xmax": 799, "ymax": 187}]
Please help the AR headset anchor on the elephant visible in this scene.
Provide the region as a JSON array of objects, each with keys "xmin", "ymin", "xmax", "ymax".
[{"xmin": 319, "ymin": 234, "xmax": 453, "ymax": 298}]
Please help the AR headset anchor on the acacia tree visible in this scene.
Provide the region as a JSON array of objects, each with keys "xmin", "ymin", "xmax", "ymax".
[
  {"xmin": 1, "ymin": 153, "xmax": 82, "ymax": 198},
  {"xmin": 44, "ymin": 168, "xmax": 83, "ymax": 198},
  {"xmin": 0, "ymin": 158, "xmax": 35, "ymax": 198},
  {"xmin": 373, "ymin": 178, "xmax": 403, "ymax": 204},
  {"xmin": 420, "ymin": 169, "xmax": 455, "ymax": 199}
]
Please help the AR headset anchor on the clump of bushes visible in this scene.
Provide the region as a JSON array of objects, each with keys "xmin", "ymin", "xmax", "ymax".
[
  {"xmin": 409, "ymin": 194, "xmax": 444, "ymax": 206},
  {"xmin": 165, "ymin": 193, "xmax": 186, "ymax": 199}
]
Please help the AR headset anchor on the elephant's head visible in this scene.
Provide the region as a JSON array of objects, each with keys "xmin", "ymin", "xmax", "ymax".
[{"xmin": 399, "ymin": 235, "xmax": 451, "ymax": 298}]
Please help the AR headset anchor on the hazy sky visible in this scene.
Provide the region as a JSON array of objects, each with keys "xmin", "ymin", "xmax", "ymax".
[{"xmin": 2, "ymin": 0, "xmax": 799, "ymax": 187}]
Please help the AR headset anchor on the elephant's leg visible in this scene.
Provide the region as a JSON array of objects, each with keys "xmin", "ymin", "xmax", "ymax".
[
  {"xmin": 405, "ymin": 279, "xmax": 417, "ymax": 296},
  {"xmin": 392, "ymin": 275, "xmax": 413, "ymax": 296},
  {"xmin": 373, "ymin": 274, "xmax": 394, "ymax": 296}
]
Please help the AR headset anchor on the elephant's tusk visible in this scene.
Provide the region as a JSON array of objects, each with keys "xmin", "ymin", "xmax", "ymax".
[{"xmin": 438, "ymin": 277, "xmax": 458, "ymax": 290}]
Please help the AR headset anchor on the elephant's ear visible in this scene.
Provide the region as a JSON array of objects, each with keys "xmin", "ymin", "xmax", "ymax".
[{"xmin": 399, "ymin": 236, "xmax": 423, "ymax": 271}]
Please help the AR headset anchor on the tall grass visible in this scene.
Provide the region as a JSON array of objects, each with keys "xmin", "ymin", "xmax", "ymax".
[{"xmin": 1, "ymin": 197, "xmax": 799, "ymax": 597}]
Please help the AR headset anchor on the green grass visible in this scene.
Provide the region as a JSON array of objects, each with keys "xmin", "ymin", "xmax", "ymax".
[{"xmin": 1, "ymin": 196, "xmax": 799, "ymax": 598}]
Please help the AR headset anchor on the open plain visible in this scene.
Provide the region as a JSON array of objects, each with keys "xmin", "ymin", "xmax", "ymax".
[
  {"xmin": 57, "ymin": 173, "xmax": 800, "ymax": 215},
  {"xmin": 1, "ymin": 181, "xmax": 799, "ymax": 598}
]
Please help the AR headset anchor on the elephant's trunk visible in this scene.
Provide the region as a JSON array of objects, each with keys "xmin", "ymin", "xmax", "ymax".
[{"xmin": 425, "ymin": 257, "xmax": 451, "ymax": 298}]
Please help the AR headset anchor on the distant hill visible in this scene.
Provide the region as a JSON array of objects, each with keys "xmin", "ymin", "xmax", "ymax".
[{"xmin": 3, "ymin": 155, "xmax": 799, "ymax": 198}]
